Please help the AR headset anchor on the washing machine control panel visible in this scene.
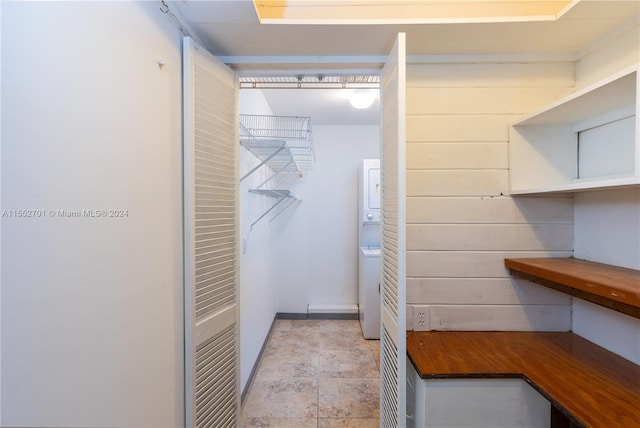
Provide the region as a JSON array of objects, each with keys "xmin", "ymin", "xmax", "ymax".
[{"xmin": 363, "ymin": 162, "xmax": 380, "ymax": 223}]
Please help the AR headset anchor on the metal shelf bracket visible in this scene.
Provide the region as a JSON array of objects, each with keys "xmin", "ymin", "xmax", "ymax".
[{"xmin": 248, "ymin": 189, "xmax": 302, "ymax": 231}]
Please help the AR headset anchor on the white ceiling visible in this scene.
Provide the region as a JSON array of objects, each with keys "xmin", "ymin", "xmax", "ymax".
[
  {"xmin": 173, "ymin": 0, "xmax": 639, "ymax": 125},
  {"xmin": 176, "ymin": 1, "xmax": 638, "ymax": 60},
  {"xmin": 258, "ymin": 88, "xmax": 381, "ymax": 125}
]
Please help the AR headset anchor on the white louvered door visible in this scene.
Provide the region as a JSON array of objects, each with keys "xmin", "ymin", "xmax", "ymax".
[
  {"xmin": 380, "ymin": 33, "xmax": 407, "ymax": 428},
  {"xmin": 183, "ymin": 36, "xmax": 239, "ymax": 428}
]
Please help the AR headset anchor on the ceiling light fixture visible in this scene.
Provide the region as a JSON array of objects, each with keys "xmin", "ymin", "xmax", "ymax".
[{"xmin": 349, "ymin": 89, "xmax": 377, "ymax": 109}]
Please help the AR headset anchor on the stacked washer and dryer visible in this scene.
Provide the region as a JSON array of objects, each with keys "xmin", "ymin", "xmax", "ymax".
[{"xmin": 357, "ymin": 159, "xmax": 381, "ymax": 339}]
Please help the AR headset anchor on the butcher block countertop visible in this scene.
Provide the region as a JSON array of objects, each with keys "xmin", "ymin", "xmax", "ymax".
[
  {"xmin": 504, "ymin": 257, "xmax": 640, "ymax": 319},
  {"xmin": 406, "ymin": 331, "xmax": 640, "ymax": 428}
]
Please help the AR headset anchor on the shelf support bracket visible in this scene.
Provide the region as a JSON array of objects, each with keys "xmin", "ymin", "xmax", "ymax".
[
  {"xmin": 240, "ymin": 146, "xmax": 285, "ymax": 182},
  {"xmin": 269, "ymin": 196, "xmax": 299, "ymax": 223},
  {"xmin": 249, "ymin": 195, "xmax": 288, "ymax": 231},
  {"xmin": 256, "ymin": 159, "xmax": 294, "ymax": 189}
]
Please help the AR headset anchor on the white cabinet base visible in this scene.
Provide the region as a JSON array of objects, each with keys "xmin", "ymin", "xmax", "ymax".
[{"xmin": 407, "ymin": 359, "xmax": 551, "ymax": 428}]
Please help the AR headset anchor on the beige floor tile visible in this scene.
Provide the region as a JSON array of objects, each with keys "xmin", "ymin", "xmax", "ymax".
[
  {"xmin": 257, "ymin": 349, "xmax": 318, "ymax": 378},
  {"xmin": 318, "ymin": 378, "xmax": 380, "ymax": 419},
  {"xmin": 273, "ymin": 319, "xmax": 321, "ymax": 334},
  {"xmin": 243, "ymin": 377, "xmax": 318, "ymax": 418},
  {"xmin": 239, "ymin": 416, "xmax": 318, "ymax": 428},
  {"xmin": 242, "ymin": 320, "xmax": 382, "ymax": 426},
  {"xmin": 314, "ymin": 320, "xmax": 362, "ymax": 332},
  {"xmin": 319, "ymin": 329, "xmax": 371, "ymax": 352},
  {"xmin": 318, "ymin": 349, "xmax": 379, "ymax": 378},
  {"xmin": 275, "ymin": 322, "xmax": 321, "ymax": 342},
  {"xmin": 317, "ymin": 418, "xmax": 379, "ymax": 428},
  {"xmin": 366, "ymin": 340, "xmax": 381, "ymax": 370},
  {"xmin": 266, "ymin": 329, "xmax": 320, "ymax": 353}
]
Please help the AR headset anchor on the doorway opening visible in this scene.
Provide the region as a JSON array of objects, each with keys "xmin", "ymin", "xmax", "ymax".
[{"xmin": 236, "ymin": 72, "xmax": 382, "ymax": 395}]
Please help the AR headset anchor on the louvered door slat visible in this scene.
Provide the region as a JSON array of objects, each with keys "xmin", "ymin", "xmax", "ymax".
[
  {"xmin": 184, "ymin": 36, "xmax": 239, "ymax": 428},
  {"xmin": 380, "ymin": 33, "xmax": 407, "ymax": 428},
  {"xmin": 195, "ymin": 326, "xmax": 236, "ymax": 425}
]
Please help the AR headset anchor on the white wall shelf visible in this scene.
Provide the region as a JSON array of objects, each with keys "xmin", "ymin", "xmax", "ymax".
[
  {"xmin": 240, "ymin": 114, "xmax": 315, "ymax": 187},
  {"xmin": 240, "ymin": 114, "xmax": 314, "ymax": 231},
  {"xmin": 509, "ymin": 64, "xmax": 639, "ymax": 195}
]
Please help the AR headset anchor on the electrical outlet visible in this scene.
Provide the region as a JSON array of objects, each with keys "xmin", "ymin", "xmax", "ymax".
[{"xmin": 413, "ymin": 306, "xmax": 430, "ymax": 331}]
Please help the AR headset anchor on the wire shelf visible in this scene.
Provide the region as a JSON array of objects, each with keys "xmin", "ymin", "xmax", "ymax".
[
  {"xmin": 248, "ymin": 189, "xmax": 301, "ymax": 200},
  {"xmin": 240, "ymin": 115, "xmax": 313, "ymax": 237},
  {"xmin": 240, "ymin": 114, "xmax": 315, "ymax": 177}
]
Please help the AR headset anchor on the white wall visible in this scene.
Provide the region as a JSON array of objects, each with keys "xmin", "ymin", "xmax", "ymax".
[
  {"xmin": 576, "ymin": 20, "xmax": 640, "ymax": 88},
  {"xmin": 570, "ymin": 22, "xmax": 640, "ymax": 365},
  {"xmin": 574, "ymin": 190, "xmax": 640, "ymax": 270},
  {"xmin": 572, "ymin": 189, "xmax": 640, "ymax": 364},
  {"xmin": 238, "ymin": 90, "xmax": 278, "ymax": 392},
  {"xmin": 273, "ymin": 125, "xmax": 379, "ymax": 313},
  {"xmin": 405, "ymin": 62, "xmax": 575, "ymax": 331},
  {"xmin": 0, "ymin": 1, "xmax": 3, "ymax": 421},
  {"xmin": 1, "ymin": 2, "xmax": 183, "ymax": 427}
]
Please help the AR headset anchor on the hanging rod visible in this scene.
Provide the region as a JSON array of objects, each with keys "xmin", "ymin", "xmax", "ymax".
[
  {"xmin": 240, "ymin": 82, "xmax": 380, "ymax": 89},
  {"xmin": 239, "ymin": 74, "xmax": 380, "ymax": 90}
]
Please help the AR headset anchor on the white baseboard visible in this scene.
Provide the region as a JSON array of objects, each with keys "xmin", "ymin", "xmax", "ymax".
[{"xmin": 307, "ymin": 304, "xmax": 359, "ymax": 314}]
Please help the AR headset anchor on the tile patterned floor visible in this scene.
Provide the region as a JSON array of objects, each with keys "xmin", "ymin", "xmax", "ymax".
[{"xmin": 240, "ymin": 319, "xmax": 381, "ymax": 428}]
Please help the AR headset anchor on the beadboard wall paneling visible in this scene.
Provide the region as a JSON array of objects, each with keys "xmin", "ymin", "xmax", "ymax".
[
  {"xmin": 406, "ymin": 250, "xmax": 573, "ymax": 278},
  {"xmin": 428, "ymin": 304, "xmax": 572, "ymax": 331},
  {"xmin": 406, "ymin": 196, "xmax": 573, "ymax": 224},
  {"xmin": 407, "ymin": 170, "xmax": 510, "ymax": 197},
  {"xmin": 407, "ymin": 278, "xmax": 571, "ymax": 305},
  {"xmin": 405, "ymin": 61, "xmax": 575, "ymax": 331},
  {"xmin": 407, "ymin": 143, "xmax": 508, "ymax": 170},
  {"xmin": 406, "ymin": 224, "xmax": 574, "ymax": 251},
  {"xmin": 407, "ymin": 115, "xmax": 513, "ymax": 142},
  {"xmin": 407, "ymin": 87, "xmax": 571, "ymax": 115},
  {"xmin": 407, "ymin": 62, "xmax": 575, "ymax": 88}
]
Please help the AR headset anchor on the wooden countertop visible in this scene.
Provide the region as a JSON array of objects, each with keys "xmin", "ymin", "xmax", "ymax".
[
  {"xmin": 407, "ymin": 331, "xmax": 640, "ymax": 428},
  {"xmin": 504, "ymin": 257, "xmax": 640, "ymax": 318}
]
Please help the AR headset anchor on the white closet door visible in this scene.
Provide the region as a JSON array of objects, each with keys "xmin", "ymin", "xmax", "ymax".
[
  {"xmin": 183, "ymin": 36, "xmax": 239, "ymax": 428},
  {"xmin": 380, "ymin": 32, "xmax": 407, "ymax": 428}
]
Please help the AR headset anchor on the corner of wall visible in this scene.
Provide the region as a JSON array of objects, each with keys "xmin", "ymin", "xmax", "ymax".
[
  {"xmin": 238, "ymin": 88, "xmax": 280, "ymax": 391},
  {"xmin": 572, "ymin": 299, "xmax": 640, "ymax": 365},
  {"xmin": 571, "ymin": 18, "xmax": 640, "ymax": 364},
  {"xmin": 576, "ymin": 18, "xmax": 639, "ymax": 87}
]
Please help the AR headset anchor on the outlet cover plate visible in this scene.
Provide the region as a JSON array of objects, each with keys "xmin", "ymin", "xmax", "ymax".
[{"xmin": 413, "ymin": 305, "xmax": 430, "ymax": 331}]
